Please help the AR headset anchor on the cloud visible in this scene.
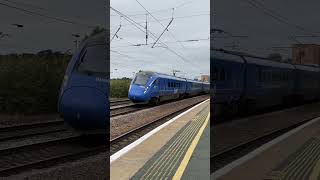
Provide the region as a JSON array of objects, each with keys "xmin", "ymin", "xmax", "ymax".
[{"xmin": 111, "ymin": 0, "xmax": 210, "ymax": 79}]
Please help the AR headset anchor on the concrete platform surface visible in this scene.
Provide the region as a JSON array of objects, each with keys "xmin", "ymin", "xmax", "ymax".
[
  {"xmin": 111, "ymin": 99, "xmax": 210, "ymax": 180},
  {"xmin": 213, "ymin": 117, "xmax": 320, "ymax": 180}
]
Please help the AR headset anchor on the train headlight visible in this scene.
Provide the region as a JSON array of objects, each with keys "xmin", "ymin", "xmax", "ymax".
[{"xmin": 144, "ymin": 86, "xmax": 149, "ymax": 94}]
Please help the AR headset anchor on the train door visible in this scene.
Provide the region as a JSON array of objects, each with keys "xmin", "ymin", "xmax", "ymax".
[
  {"xmin": 150, "ymin": 78, "xmax": 159, "ymax": 98},
  {"xmin": 161, "ymin": 78, "xmax": 168, "ymax": 100},
  {"xmin": 157, "ymin": 78, "xmax": 163, "ymax": 97}
]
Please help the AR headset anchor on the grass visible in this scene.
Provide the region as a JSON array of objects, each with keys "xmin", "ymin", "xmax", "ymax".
[
  {"xmin": 0, "ymin": 54, "xmax": 71, "ymax": 114},
  {"xmin": 110, "ymin": 78, "xmax": 132, "ymax": 98}
]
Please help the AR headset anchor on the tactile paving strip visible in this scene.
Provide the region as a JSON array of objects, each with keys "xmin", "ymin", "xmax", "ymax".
[
  {"xmin": 131, "ymin": 106, "xmax": 210, "ymax": 180},
  {"xmin": 265, "ymin": 134, "xmax": 320, "ymax": 180}
]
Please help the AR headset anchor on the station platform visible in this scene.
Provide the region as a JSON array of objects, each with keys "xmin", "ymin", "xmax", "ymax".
[
  {"xmin": 213, "ymin": 116, "xmax": 320, "ymax": 180},
  {"xmin": 110, "ymin": 99, "xmax": 210, "ymax": 180}
]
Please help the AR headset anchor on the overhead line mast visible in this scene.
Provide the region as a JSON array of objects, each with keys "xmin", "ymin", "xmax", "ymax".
[{"xmin": 145, "ymin": 14, "xmax": 148, "ymax": 45}]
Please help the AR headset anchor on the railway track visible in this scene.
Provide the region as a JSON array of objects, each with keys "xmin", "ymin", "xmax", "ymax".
[
  {"xmin": 110, "ymin": 99, "xmax": 131, "ymax": 106},
  {"xmin": 0, "ymin": 135, "xmax": 106, "ymax": 177},
  {"xmin": 110, "ymin": 100, "xmax": 206, "ymax": 156},
  {"xmin": 211, "ymin": 112, "xmax": 320, "ymax": 173},
  {"xmin": 110, "ymin": 104, "xmax": 146, "ymax": 117},
  {"xmin": 0, "ymin": 120, "xmax": 67, "ymax": 141},
  {"xmin": 110, "ymin": 95, "xmax": 209, "ymax": 118}
]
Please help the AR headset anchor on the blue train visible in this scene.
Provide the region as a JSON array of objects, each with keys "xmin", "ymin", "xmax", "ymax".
[
  {"xmin": 58, "ymin": 31, "xmax": 108, "ymax": 133},
  {"xmin": 128, "ymin": 71, "xmax": 210, "ymax": 104},
  {"xmin": 211, "ymin": 48, "xmax": 320, "ymax": 115}
]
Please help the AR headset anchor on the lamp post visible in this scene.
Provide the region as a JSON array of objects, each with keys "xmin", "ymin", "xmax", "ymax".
[{"xmin": 72, "ymin": 34, "xmax": 80, "ymax": 49}]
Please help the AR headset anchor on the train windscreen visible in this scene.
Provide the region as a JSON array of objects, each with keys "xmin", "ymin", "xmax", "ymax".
[
  {"xmin": 133, "ymin": 72, "xmax": 152, "ymax": 86},
  {"xmin": 77, "ymin": 44, "xmax": 108, "ymax": 76}
]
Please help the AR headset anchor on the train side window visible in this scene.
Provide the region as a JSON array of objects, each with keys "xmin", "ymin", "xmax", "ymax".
[
  {"xmin": 152, "ymin": 79, "xmax": 158, "ymax": 87},
  {"xmin": 212, "ymin": 67, "xmax": 218, "ymax": 80},
  {"xmin": 226, "ymin": 71, "xmax": 231, "ymax": 81},
  {"xmin": 258, "ymin": 68, "xmax": 262, "ymax": 82},
  {"xmin": 77, "ymin": 44, "xmax": 108, "ymax": 75},
  {"xmin": 220, "ymin": 68, "xmax": 225, "ymax": 80}
]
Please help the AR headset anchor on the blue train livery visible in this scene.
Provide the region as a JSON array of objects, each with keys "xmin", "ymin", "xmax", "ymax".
[
  {"xmin": 211, "ymin": 48, "xmax": 320, "ymax": 115},
  {"xmin": 128, "ymin": 71, "xmax": 210, "ymax": 104},
  {"xmin": 58, "ymin": 31, "xmax": 108, "ymax": 133}
]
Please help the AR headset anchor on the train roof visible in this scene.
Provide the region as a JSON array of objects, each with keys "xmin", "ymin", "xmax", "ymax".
[
  {"xmin": 187, "ymin": 79, "xmax": 205, "ymax": 84},
  {"xmin": 143, "ymin": 71, "xmax": 187, "ymax": 81},
  {"xmin": 294, "ymin": 64, "xmax": 320, "ymax": 72},
  {"xmin": 139, "ymin": 71, "xmax": 208, "ymax": 83},
  {"xmin": 245, "ymin": 56, "xmax": 295, "ymax": 69},
  {"xmin": 212, "ymin": 48, "xmax": 320, "ymax": 71},
  {"xmin": 211, "ymin": 50, "xmax": 245, "ymax": 63},
  {"xmin": 212, "ymin": 48, "xmax": 294, "ymax": 69}
]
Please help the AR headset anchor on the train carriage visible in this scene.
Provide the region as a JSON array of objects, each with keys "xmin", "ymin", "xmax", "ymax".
[
  {"xmin": 211, "ymin": 49, "xmax": 246, "ymax": 114},
  {"xmin": 244, "ymin": 56, "xmax": 295, "ymax": 109},
  {"xmin": 212, "ymin": 48, "xmax": 320, "ymax": 116},
  {"xmin": 294, "ymin": 65, "xmax": 320, "ymax": 101},
  {"xmin": 128, "ymin": 71, "xmax": 209, "ymax": 104},
  {"xmin": 58, "ymin": 31, "xmax": 108, "ymax": 132}
]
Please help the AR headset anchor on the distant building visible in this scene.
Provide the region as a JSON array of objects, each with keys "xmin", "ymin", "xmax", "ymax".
[
  {"xmin": 200, "ymin": 75, "xmax": 210, "ymax": 82},
  {"xmin": 292, "ymin": 44, "xmax": 320, "ymax": 65}
]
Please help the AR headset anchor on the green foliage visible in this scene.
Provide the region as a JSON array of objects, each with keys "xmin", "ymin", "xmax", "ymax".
[
  {"xmin": 110, "ymin": 79, "xmax": 132, "ymax": 98},
  {"xmin": 0, "ymin": 54, "xmax": 70, "ymax": 114}
]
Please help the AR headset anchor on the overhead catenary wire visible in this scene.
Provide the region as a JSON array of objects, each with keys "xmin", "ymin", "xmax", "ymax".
[
  {"xmin": 111, "ymin": 37, "xmax": 209, "ymax": 48},
  {"xmin": 110, "ymin": 13, "xmax": 209, "ymax": 28},
  {"xmin": 135, "ymin": 0, "xmax": 186, "ymax": 49},
  {"xmin": 110, "ymin": 6, "xmax": 195, "ymax": 66},
  {"xmin": 0, "ymin": 2, "xmax": 99, "ymax": 29},
  {"xmin": 111, "ymin": 50, "xmax": 134, "ymax": 59},
  {"xmin": 110, "ymin": 0, "xmax": 195, "ymax": 17},
  {"xmin": 111, "ymin": 6, "xmax": 171, "ymax": 51},
  {"xmin": 243, "ymin": 0, "xmax": 318, "ymax": 35},
  {"xmin": 0, "ymin": 0, "xmax": 48, "ymax": 11}
]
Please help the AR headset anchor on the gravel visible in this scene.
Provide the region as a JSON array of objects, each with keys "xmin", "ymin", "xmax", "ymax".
[
  {"xmin": 6, "ymin": 152, "xmax": 108, "ymax": 180},
  {"xmin": 0, "ymin": 114, "xmax": 60, "ymax": 128},
  {"xmin": 110, "ymin": 95, "xmax": 209, "ymax": 140}
]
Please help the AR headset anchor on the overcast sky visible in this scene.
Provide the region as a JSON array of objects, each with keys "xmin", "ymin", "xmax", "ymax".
[
  {"xmin": 110, "ymin": 0, "xmax": 210, "ymax": 79},
  {"xmin": 0, "ymin": 0, "xmax": 107, "ymax": 54},
  {"xmin": 213, "ymin": 0, "xmax": 320, "ymax": 59}
]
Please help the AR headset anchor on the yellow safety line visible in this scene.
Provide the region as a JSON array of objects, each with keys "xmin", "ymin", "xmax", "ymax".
[
  {"xmin": 150, "ymin": 117, "xmax": 202, "ymax": 179},
  {"xmin": 141, "ymin": 116, "xmax": 200, "ymax": 179},
  {"xmin": 172, "ymin": 112, "xmax": 210, "ymax": 180},
  {"xmin": 163, "ymin": 111, "xmax": 209, "ymax": 179}
]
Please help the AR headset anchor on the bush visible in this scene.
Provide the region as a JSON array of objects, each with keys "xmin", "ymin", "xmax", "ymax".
[
  {"xmin": 110, "ymin": 78, "xmax": 131, "ymax": 98},
  {"xmin": 0, "ymin": 55, "xmax": 70, "ymax": 114}
]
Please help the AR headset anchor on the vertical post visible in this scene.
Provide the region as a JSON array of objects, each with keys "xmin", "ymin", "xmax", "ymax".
[{"xmin": 145, "ymin": 14, "xmax": 148, "ymax": 45}]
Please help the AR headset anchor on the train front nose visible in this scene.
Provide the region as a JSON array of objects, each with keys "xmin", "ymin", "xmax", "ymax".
[
  {"xmin": 128, "ymin": 85, "xmax": 149, "ymax": 102},
  {"xmin": 60, "ymin": 87, "xmax": 107, "ymax": 129}
]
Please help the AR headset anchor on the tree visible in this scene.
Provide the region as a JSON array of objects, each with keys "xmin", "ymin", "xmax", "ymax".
[{"xmin": 82, "ymin": 26, "xmax": 106, "ymax": 42}]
